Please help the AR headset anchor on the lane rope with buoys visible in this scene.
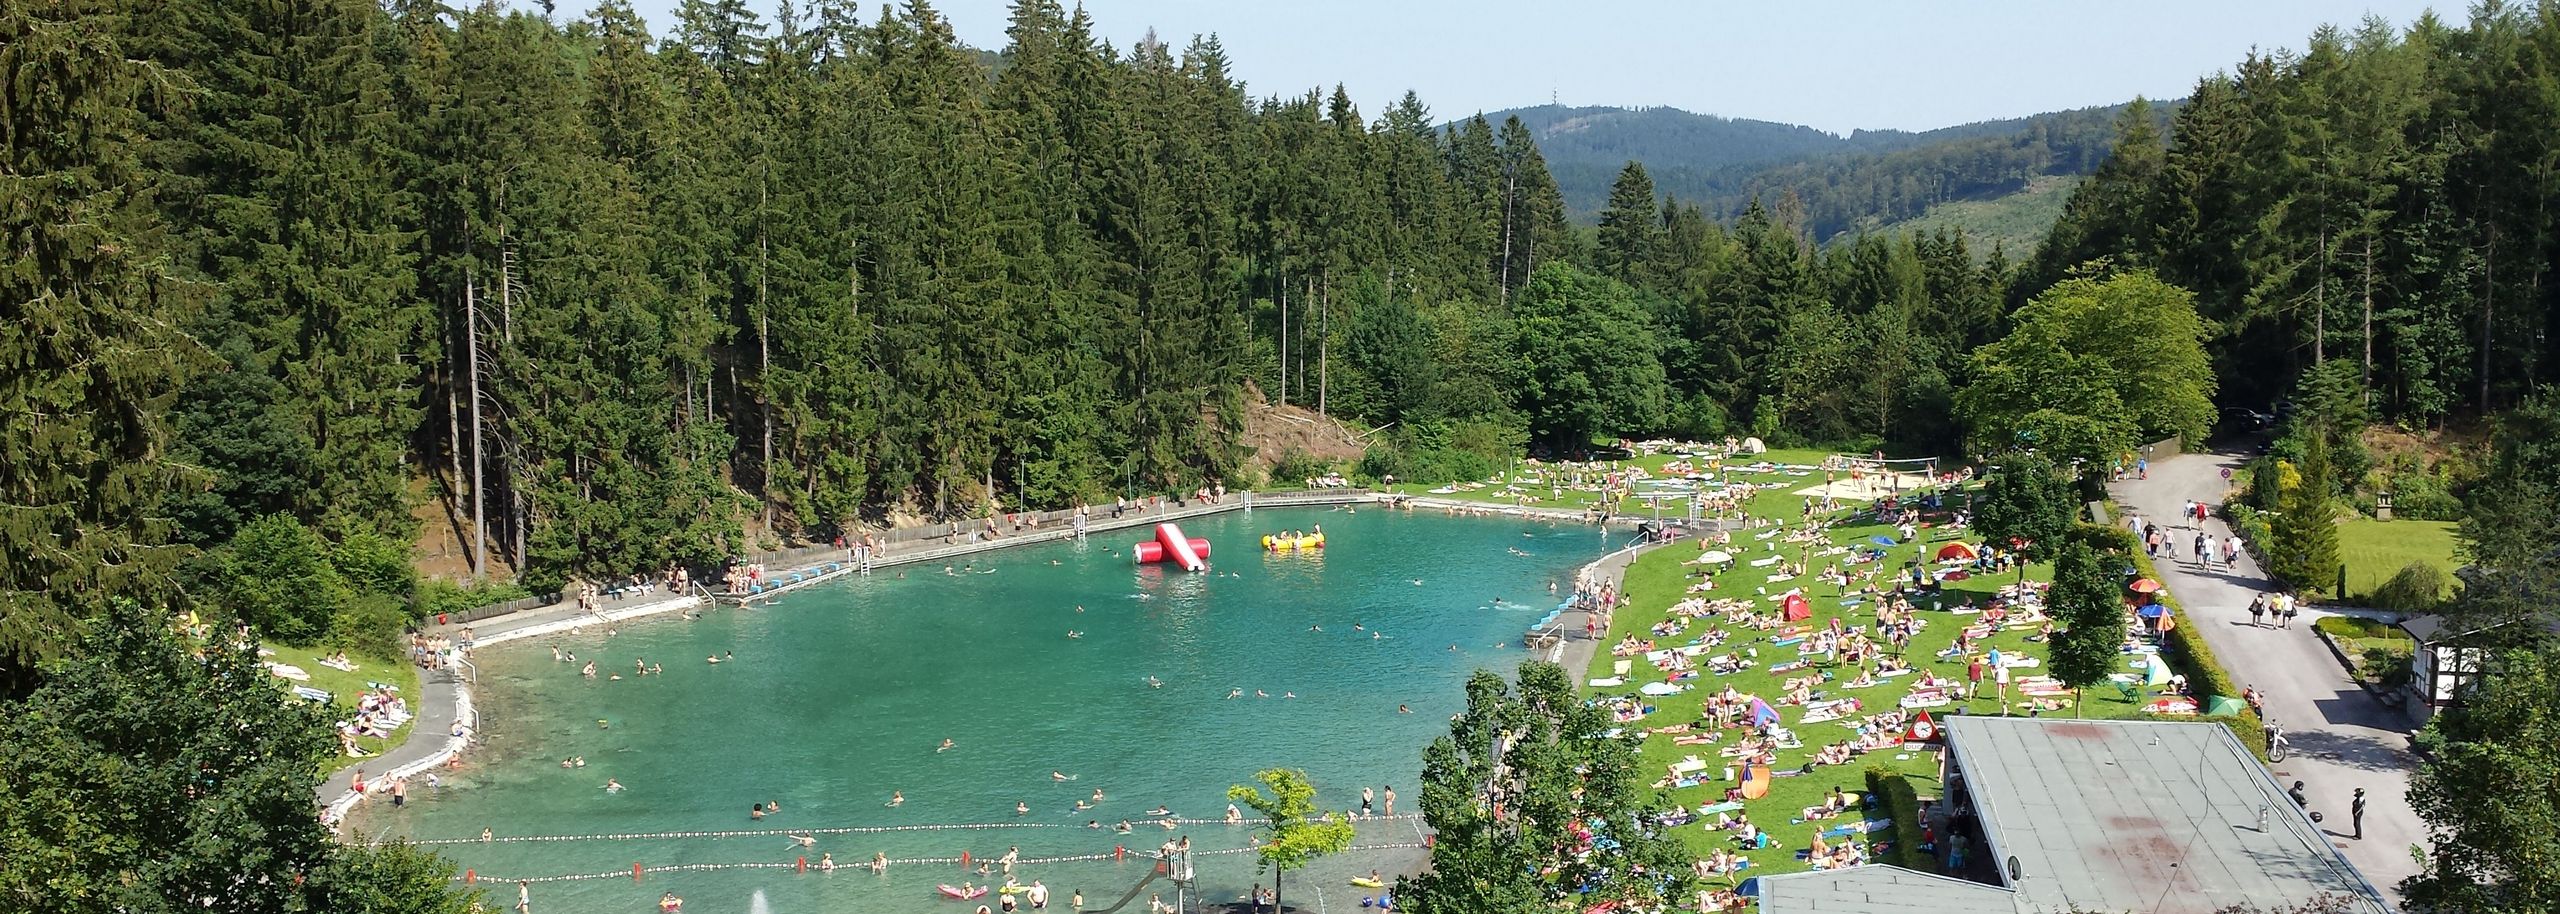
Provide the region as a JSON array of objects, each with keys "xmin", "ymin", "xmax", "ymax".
[
  {"xmin": 454, "ymin": 841, "xmax": 1433, "ymax": 885},
  {"xmin": 409, "ymin": 813, "xmax": 1423, "ymax": 846}
]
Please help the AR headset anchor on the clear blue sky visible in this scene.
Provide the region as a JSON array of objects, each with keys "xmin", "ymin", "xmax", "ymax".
[{"xmin": 609, "ymin": 0, "xmax": 2450, "ymax": 134}]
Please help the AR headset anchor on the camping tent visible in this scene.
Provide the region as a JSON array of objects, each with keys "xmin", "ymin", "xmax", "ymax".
[
  {"xmin": 1739, "ymin": 437, "xmax": 1767, "ymax": 454},
  {"xmin": 1782, "ymin": 593, "xmax": 1813, "ymax": 621},
  {"xmin": 1935, "ymin": 542, "xmax": 1978, "ymax": 561}
]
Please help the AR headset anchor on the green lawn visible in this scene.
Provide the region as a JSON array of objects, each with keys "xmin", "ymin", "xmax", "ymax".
[
  {"xmin": 2337, "ymin": 517, "xmax": 2458, "ymax": 601},
  {"xmin": 1381, "ymin": 447, "xmax": 1852, "ymax": 517},
  {"xmin": 260, "ymin": 641, "xmax": 421, "ymax": 773},
  {"xmin": 1580, "ymin": 464, "xmax": 2168, "ymax": 883}
]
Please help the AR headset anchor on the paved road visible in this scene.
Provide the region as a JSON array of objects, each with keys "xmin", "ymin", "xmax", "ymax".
[{"xmin": 2111, "ymin": 445, "xmax": 2421, "ymax": 903}]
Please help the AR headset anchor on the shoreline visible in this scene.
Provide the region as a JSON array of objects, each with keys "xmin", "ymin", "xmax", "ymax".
[{"xmin": 325, "ymin": 493, "xmax": 1634, "ymax": 832}]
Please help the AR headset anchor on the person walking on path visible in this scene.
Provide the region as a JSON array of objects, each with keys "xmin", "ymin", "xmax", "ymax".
[
  {"xmin": 2352, "ymin": 787, "xmax": 2368, "ymax": 840},
  {"xmin": 2248, "ymin": 595, "xmax": 2266, "ymax": 628}
]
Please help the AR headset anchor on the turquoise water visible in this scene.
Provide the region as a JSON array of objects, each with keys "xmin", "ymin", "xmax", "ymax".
[{"xmin": 363, "ymin": 508, "xmax": 1613, "ymax": 913}]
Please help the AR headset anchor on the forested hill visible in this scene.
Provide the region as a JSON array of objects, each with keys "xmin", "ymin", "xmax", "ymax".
[{"xmin": 1491, "ymin": 102, "xmax": 2155, "ymax": 241}]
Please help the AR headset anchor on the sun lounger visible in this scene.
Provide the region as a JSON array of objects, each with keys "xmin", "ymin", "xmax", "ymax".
[
  {"xmin": 292, "ymin": 686, "xmax": 333, "ymax": 702},
  {"xmin": 1614, "ymin": 659, "xmax": 1633, "ymax": 677}
]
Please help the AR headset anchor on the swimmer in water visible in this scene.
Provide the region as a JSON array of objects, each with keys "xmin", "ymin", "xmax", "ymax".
[
  {"xmin": 1075, "ymin": 800, "xmax": 1093, "ymax": 811},
  {"xmin": 1398, "ymin": 704, "xmax": 1412, "ymax": 713},
  {"xmin": 1092, "ymin": 788, "xmax": 1106, "ymax": 802},
  {"xmin": 1115, "ymin": 820, "xmax": 1133, "ymax": 833},
  {"xmin": 1283, "ymin": 692, "xmax": 1297, "ymax": 699},
  {"xmin": 1075, "ymin": 605, "xmax": 1085, "ymax": 613},
  {"xmin": 1225, "ymin": 688, "xmax": 1243, "ymax": 699},
  {"xmin": 581, "ymin": 661, "xmax": 597, "ymax": 678},
  {"xmin": 1309, "ymin": 624, "xmax": 1321, "ymax": 632},
  {"xmin": 938, "ymin": 739, "xmax": 955, "ymax": 752},
  {"xmin": 1255, "ymin": 690, "xmax": 1268, "ymax": 698},
  {"xmin": 604, "ymin": 778, "xmax": 624, "ymax": 792},
  {"xmin": 1449, "ymin": 644, "xmax": 1459, "ymax": 651},
  {"xmin": 1147, "ymin": 805, "xmax": 1171, "ymax": 816},
  {"xmin": 706, "ymin": 655, "xmax": 722, "ymax": 664},
  {"xmin": 871, "ymin": 852, "xmax": 888, "ymax": 873},
  {"xmin": 1145, "ymin": 676, "xmax": 1163, "ymax": 688},
  {"xmin": 1412, "ymin": 579, "xmax": 1424, "ymax": 586},
  {"xmin": 787, "ymin": 833, "xmax": 816, "ymax": 848},
  {"xmin": 1016, "ymin": 801, "xmax": 1030, "ymax": 816},
  {"xmin": 1353, "ymin": 623, "xmax": 1365, "ymax": 631},
  {"xmin": 1053, "ymin": 771, "xmax": 1071, "ymax": 781},
  {"xmin": 1086, "ymin": 820, "xmax": 1102, "ymax": 829},
  {"xmin": 597, "ymin": 719, "xmax": 610, "ymax": 729},
  {"xmin": 887, "ymin": 791, "xmax": 905, "ymax": 807}
]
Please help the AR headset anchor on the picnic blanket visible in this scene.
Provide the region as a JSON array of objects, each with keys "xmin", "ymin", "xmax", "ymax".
[{"xmin": 1822, "ymin": 818, "xmax": 1895, "ymax": 839}]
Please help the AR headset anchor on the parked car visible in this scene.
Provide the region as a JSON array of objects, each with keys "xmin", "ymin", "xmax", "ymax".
[{"xmin": 2221, "ymin": 406, "xmax": 2275, "ymax": 431}]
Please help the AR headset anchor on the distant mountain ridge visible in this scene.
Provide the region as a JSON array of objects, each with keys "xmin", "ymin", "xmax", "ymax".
[{"xmin": 1473, "ymin": 102, "xmax": 2158, "ymax": 244}]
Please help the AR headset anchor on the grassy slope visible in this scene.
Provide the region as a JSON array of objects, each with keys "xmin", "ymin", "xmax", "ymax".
[
  {"xmin": 2336, "ymin": 517, "xmax": 2459, "ymax": 600},
  {"xmin": 263, "ymin": 642, "xmax": 422, "ymax": 773},
  {"xmin": 1863, "ymin": 174, "xmax": 2084, "ymax": 254},
  {"xmin": 1575, "ymin": 458, "xmax": 2168, "ymax": 883}
]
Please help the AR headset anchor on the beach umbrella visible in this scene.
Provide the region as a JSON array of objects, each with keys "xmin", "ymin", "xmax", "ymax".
[
  {"xmin": 1735, "ymin": 878, "xmax": 1762, "ymax": 899},
  {"xmin": 2128, "ymin": 578, "xmax": 2163, "ymax": 593},
  {"xmin": 1700, "ymin": 550, "xmax": 1733, "ymax": 563},
  {"xmin": 1935, "ymin": 542, "xmax": 1978, "ymax": 561},
  {"xmin": 1639, "ymin": 681, "xmax": 1685, "ymax": 696},
  {"xmin": 1868, "ymin": 535, "xmax": 1899, "ymax": 547},
  {"xmin": 2137, "ymin": 602, "xmax": 2168, "ymax": 619}
]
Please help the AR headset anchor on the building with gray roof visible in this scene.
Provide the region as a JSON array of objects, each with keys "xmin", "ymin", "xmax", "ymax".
[{"xmin": 1754, "ymin": 717, "xmax": 2391, "ymax": 914}]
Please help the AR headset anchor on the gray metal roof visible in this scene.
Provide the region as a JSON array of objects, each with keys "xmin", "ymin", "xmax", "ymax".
[
  {"xmin": 1758, "ymin": 718, "xmax": 2390, "ymax": 914},
  {"xmin": 1753, "ymin": 864, "xmax": 2016, "ymax": 914},
  {"xmin": 1948, "ymin": 717, "xmax": 2390, "ymax": 914}
]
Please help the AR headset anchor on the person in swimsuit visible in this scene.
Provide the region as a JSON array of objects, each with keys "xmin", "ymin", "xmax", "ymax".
[
  {"xmin": 887, "ymin": 791, "xmax": 904, "ymax": 807},
  {"xmin": 939, "ymin": 739, "xmax": 955, "ymax": 752}
]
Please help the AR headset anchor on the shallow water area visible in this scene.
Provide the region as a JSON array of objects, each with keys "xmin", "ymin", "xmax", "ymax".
[{"xmin": 362, "ymin": 507, "xmax": 1613, "ymax": 913}]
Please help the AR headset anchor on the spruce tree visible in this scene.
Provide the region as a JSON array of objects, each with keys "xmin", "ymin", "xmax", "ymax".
[
  {"xmin": 2272, "ymin": 436, "xmax": 2344, "ymax": 596},
  {"xmin": 1595, "ymin": 160, "xmax": 1660, "ymax": 286},
  {"xmin": 0, "ymin": 1, "xmax": 208, "ymax": 679}
]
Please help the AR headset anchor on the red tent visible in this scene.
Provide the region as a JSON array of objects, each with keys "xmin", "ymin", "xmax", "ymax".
[
  {"xmin": 1781, "ymin": 592, "xmax": 1812, "ymax": 621},
  {"xmin": 1935, "ymin": 542, "xmax": 1978, "ymax": 561}
]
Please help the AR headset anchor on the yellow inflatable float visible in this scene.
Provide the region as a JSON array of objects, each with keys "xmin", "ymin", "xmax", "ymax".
[{"xmin": 1260, "ymin": 532, "xmax": 1326, "ymax": 551}]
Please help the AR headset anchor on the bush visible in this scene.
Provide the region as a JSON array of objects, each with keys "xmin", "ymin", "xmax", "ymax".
[
  {"xmin": 329, "ymin": 530, "xmax": 417, "ymax": 599},
  {"xmin": 2314, "ymin": 615, "xmax": 2395, "ymax": 640},
  {"xmin": 413, "ymin": 578, "xmax": 535, "ymax": 620},
  {"xmin": 1355, "ymin": 443, "xmax": 1410, "ymax": 486},
  {"xmin": 219, "ymin": 515, "xmax": 352, "ymax": 645},
  {"xmin": 2069, "ymin": 521, "xmax": 2138, "ymax": 554},
  {"xmin": 2367, "ymin": 561, "xmax": 2453, "ymax": 612},
  {"xmin": 1864, "ymin": 766, "xmax": 1931, "ymax": 873},
  {"xmin": 331, "ymin": 593, "xmax": 411, "ymax": 659},
  {"xmin": 1267, "ymin": 449, "xmax": 1334, "ymax": 488}
]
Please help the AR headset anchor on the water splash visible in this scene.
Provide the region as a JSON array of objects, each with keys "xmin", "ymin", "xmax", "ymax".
[{"xmin": 748, "ymin": 889, "xmax": 771, "ymax": 914}]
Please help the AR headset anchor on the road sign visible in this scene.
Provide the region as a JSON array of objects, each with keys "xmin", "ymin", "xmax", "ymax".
[{"xmin": 2221, "ymin": 468, "xmax": 2233, "ymax": 480}]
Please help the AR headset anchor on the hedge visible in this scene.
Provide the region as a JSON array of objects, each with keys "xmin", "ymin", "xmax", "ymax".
[
  {"xmin": 1864, "ymin": 765, "xmax": 1932, "ymax": 873},
  {"xmin": 2124, "ymin": 537, "xmax": 2270, "ymax": 759}
]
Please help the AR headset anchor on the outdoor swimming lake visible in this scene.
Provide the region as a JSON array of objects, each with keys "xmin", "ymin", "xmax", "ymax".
[{"xmin": 361, "ymin": 507, "xmax": 1617, "ymax": 913}]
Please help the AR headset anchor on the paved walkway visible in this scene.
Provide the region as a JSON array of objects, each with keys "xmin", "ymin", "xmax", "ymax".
[{"xmin": 2111, "ymin": 446, "xmax": 2420, "ymax": 903}]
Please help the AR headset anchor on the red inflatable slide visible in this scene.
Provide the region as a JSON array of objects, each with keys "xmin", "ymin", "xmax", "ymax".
[{"xmin": 1131, "ymin": 522, "xmax": 1209, "ymax": 572}]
